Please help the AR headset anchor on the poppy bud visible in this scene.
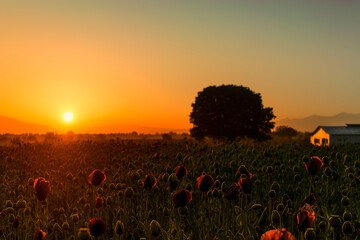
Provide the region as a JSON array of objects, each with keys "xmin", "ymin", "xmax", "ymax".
[
  {"xmin": 114, "ymin": 221, "xmax": 124, "ymax": 235},
  {"xmin": 271, "ymin": 210, "xmax": 281, "ymax": 225},
  {"xmin": 78, "ymin": 228, "xmax": 91, "ymax": 240},
  {"xmin": 304, "ymin": 228, "xmax": 315, "ymax": 240},
  {"xmin": 142, "ymin": 175, "xmax": 157, "ymax": 190},
  {"xmin": 89, "ymin": 218, "xmax": 106, "ymax": 237},
  {"xmin": 197, "ymin": 175, "xmax": 214, "ymax": 192},
  {"xmin": 125, "ymin": 187, "xmax": 134, "ymax": 198},
  {"xmin": 62, "ymin": 222, "xmax": 70, "ymax": 232},
  {"xmin": 34, "ymin": 228, "xmax": 46, "ymax": 240},
  {"xmin": 329, "ymin": 215, "xmax": 341, "ymax": 228},
  {"xmin": 304, "ymin": 156, "xmax": 323, "ymax": 176},
  {"xmin": 175, "ymin": 165, "xmax": 187, "ymax": 179},
  {"xmin": 342, "ymin": 221, "xmax": 353, "ymax": 235},
  {"xmin": 150, "ymin": 220, "xmax": 161, "ymax": 237},
  {"xmin": 88, "ymin": 170, "xmax": 106, "ymax": 186},
  {"xmin": 318, "ymin": 221, "xmax": 326, "ymax": 231},
  {"xmin": 172, "ymin": 189, "xmax": 192, "ymax": 208},
  {"xmin": 341, "ymin": 196, "xmax": 350, "ymax": 206},
  {"xmin": 342, "ymin": 211, "xmax": 352, "ymax": 221}
]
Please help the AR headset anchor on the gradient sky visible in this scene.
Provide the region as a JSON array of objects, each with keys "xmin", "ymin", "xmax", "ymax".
[{"xmin": 0, "ymin": 1, "xmax": 359, "ymax": 133}]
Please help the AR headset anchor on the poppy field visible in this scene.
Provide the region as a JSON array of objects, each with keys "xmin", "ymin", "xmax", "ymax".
[{"xmin": 1, "ymin": 139, "xmax": 360, "ymax": 239}]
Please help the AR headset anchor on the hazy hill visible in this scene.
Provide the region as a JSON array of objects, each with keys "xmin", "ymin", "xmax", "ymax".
[
  {"xmin": 276, "ymin": 112, "xmax": 360, "ymax": 132},
  {"xmin": 0, "ymin": 115, "xmax": 55, "ymax": 134}
]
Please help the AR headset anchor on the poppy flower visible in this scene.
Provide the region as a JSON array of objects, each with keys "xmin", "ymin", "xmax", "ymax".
[
  {"xmin": 239, "ymin": 178, "xmax": 252, "ymax": 194},
  {"xmin": 34, "ymin": 178, "xmax": 51, "ymax": 201},
  {"xmin": 301, "ymin": 193, "xmax": 316, "ymax": 207},
  {"xmin": 88, "ymin": 170, "xmax": 106, "ymax": 186},
  {"xmin": 296, "ymin": 203, "xmax": 315, "ymax": 231},
  {"xmin": 224, "ymin": 183, "xmax": 240, "ymax": 200},
  {"xmin": 142, "ymin": 175, "xmax": 157, "ymax": 190},
  {"xmin": 175, "ymin": 165, "xmax": 187, "ymax": 179},
  {"xmin": 196, "ymin": 175, "xmax": 214, "ymax": 192},
  {"xmin": 304, "ymin": 156, "xmax": 323, "ymax": 176},
  {"xmin": 261, "ymin": 228, "xmax": 295, "ymax": 240},
  {"xmin": 34, "ymin": 228, "xmax": 46, "ymax": 240},
  {"xmin": 95, "ymin": 197, "xmax": 104, "ymax": 208},
  {"xmin": 89, "ymin": 218, "xmax": 106, "ymax": 237},
  {"xmin": 172, "ymin": 189, "xmax": 192, "ymax": 208}
]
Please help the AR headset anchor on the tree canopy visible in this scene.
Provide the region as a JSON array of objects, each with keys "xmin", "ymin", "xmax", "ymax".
[
  {"xmin": 189, "ymin": 85, "xmax": 275, "ymax": 141},
  {"xmin": 273, "ymin": 126, "xmax": 298, "ymax": 138}
]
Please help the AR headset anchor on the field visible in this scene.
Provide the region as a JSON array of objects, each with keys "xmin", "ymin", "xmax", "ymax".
[{"xmin": 1, "ymin": 139, "xmax": 359, "ymax": 239}]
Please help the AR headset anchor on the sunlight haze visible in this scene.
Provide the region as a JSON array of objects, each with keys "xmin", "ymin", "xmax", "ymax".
[{"xmin": 0, "ymin": 0, "xmax": 359, "ymax": 133}]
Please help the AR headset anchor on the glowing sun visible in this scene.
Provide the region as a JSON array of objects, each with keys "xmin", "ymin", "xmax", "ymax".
[{"xmin": 63, "ymin": 112, "xmax": 74, "ymax": 122}]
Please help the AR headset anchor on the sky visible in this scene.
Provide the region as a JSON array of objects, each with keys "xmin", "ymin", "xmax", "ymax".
[{"xmin": 0, "ymin": 0, "xmax": 359, "ymax": 133}]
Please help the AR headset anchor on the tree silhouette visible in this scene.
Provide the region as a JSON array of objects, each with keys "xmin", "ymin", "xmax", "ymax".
[
  {"xmin": 274, "ymin": 126, "xmax": 298, "ymax": 138},
  {"xmin": 189, "ymin": 85, "xmax": 275, "ymax": 141}
]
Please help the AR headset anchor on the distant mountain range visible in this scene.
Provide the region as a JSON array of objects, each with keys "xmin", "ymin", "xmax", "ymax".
[
  {"xmin": 276, "ymin": 112, "xmax": 360, "ymax": 132},
  {"xmin": 0, "ymin": 115, "xmax": 188, "ymax": 134},
  {"xmin": 0, "ymin": 115, "xmax": 55, "ymax": 134},
  {"xmin": 2, "ymin": 112, "xmax": 360, "ymax": 134}
]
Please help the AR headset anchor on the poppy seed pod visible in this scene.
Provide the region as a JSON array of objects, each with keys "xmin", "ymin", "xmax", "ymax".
[
  {"xmin": 150, "ymin": 220, "xmax": 161, "ymax": 237},
  {"xmin": 296, "ymin": 204, "xmax": 315, "ymax": 231},
  {"xmin": 115, "ymin": 221, "xmax": 124, "ymax": 235},
  {"xmin": 260, "ymin": 228, "xmax": 295, "ymax": 240},
  {"xmin": 172, "ymin": 189, "xmax": 192, "ymax": 208},
  {"xmin": 34, "ymin": 228, "xmax": 46, "ymax": 240},
  {"xmin": 196, "ymin": 175, "xmax": 214, "ymax": 192},
  {"xmin": 89, "ymin": 218, "xmax": 106, "ymax": 237},
  {"xmin": 224, "ymin": 183, "xmax": 240, "ymax": 200},
  {"xmin": 88, "ymin": 170, "xmax": 106, "ymax": 186},
  {"xmin": 142, "ymin": 175, "xmax": 157, "ymax": 190},
  {"xmin": 175, "ymin": 165, "xmax": 187, "ymax": 179},
  {"xmin": 304, "ymin": 156, "xmax": 323, "ymax": 176}
]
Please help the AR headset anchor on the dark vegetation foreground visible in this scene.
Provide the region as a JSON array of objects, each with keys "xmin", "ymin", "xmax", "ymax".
[{"xmin": 0, "ymin": 139, "xmax": 360, "ymax": 239}]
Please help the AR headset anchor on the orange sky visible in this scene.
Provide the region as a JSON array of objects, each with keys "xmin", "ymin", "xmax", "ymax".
[{"xmin": 0, "ymin": 1, "xmax": 359, "ymax": 133}]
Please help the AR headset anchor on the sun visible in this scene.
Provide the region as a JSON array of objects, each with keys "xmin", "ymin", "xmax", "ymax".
[{"xmin": 63, "ymin": 112, "xmax": 74, "ymax": 122}]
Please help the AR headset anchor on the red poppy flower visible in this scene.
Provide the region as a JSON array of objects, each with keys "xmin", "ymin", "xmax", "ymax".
[
  {"xmin": 34, "ymin": 178, "xmax": 51, "ymax": 201},
  {"xmin": 172, "ymin": 189, "xmax": 192, "ymax": 208},
  {"xmin": 304, "ymin": 156, "xmax": 323, "ymax": 176},
  {"xmin": 301, "ymin": 193, "xmax": 316, "ymax": 208},
  {"xmin": 88, "ymin": 170, "xmax": 106, "ymax": 186},
  {"xmin": 239, "ymin": 178, "xmax": 252, "ymax": 194},
  {"xmin": 224, "ymin": 183, "xmax": 240, "ymax": 200},
  {"xmin": 142, "ymin": 175, "xmax": 157, "ymax": 190},
  {"xmin": 296, "ymin": 203, "xmax": 315, "ymax": 231},
  {"xmin": 34, "ymin": 228, "xmax": 46, "ymax": 240},
  {"xmin": 175, "ymin": 165, "xmax": 187, "ymax": 179},
  {"xmin": 196, "ymin": 175, "xmax": 214, "ymax": 192},
  {"xmin": 261, "ymin": 228, "xmax": 295, "ymax": 240},
  {"xmin": 33, "ymin": 177, "xmax": 45, "ymax": 191},
  {"xmin": 95, "ymin": 197, "xmax": 104, "ymax": 208},
  {"xmin": 89, "ymin": 218, "xmax": 106, "ymax": 237}
]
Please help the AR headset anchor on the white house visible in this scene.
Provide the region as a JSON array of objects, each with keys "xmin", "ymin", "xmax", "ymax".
[{"xmin": 310, "ymin": 124, "xmax": 360, "ymax": 146}]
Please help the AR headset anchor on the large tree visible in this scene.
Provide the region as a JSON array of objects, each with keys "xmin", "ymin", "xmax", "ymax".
[{"xmin": 189, "ymin": 85, "xmax": 275, "ymax": 141}]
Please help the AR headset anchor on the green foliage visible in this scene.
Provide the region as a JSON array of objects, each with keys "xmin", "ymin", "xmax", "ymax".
[{"xmin": 190, "ymin": 85, "xmax": 275, "ymax": 141}]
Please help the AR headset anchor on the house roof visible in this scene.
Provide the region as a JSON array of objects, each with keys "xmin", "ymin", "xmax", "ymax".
[{"xmin": 314, "ymin": 125, "xmax": 360, "ymax": 135}]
